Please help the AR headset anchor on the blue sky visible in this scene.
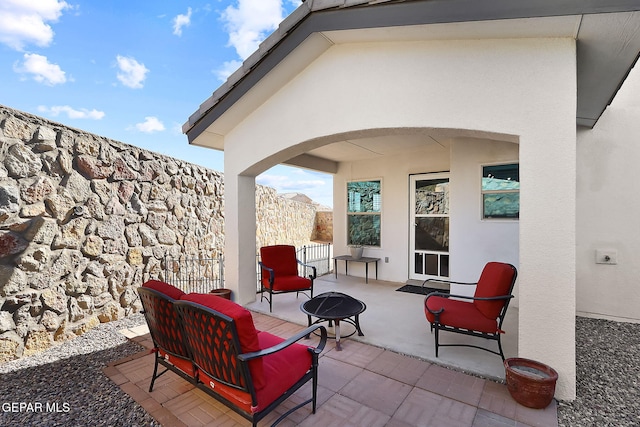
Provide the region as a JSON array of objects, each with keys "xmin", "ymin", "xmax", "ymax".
[{"xmin": 0, "ymin": 0, "xmax": 334, "ymax": 207}]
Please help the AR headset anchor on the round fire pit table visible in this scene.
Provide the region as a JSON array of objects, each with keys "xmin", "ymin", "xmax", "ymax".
[{"xmin": 301, "ymin": 291, "xmax": 366, "ymax": 351}]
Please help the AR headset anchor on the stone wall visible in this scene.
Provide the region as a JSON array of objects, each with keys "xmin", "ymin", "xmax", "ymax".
[
  {"xmin": 256, "ymin": 186, "xmax": 316, "ymax": 249},
  {"xmin": 0, "ymin": 105, "xmax": 319, "ymax": 363},
  {"xmin": 312, "ymin": 211, "xmax": 333, "ymax": 242}
]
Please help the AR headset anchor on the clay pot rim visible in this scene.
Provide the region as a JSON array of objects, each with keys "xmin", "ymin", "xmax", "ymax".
[{"xmin": 504, "ymin": 357, "xmax": 559, "ymax": 382}]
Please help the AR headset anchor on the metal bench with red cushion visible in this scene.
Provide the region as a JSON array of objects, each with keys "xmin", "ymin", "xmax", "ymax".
[{"xmin": 138, "ymin": 280, "xmax": 327, "ymax": 427}]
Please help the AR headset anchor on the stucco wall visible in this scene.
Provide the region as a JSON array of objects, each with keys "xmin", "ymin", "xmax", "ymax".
[
  {"xmin": 333, "ymin": 142, "xmax": 450, "ymax": 282},
  {"xmin": 449, "ymin": 138, "xmax": 520, "ymax": 299},
  {"xmin": 220, "ymin": 36, "xmax": 577, "ymax": 399},
  {"xmin": 331, "ymin": 138, "xmax": 519, "ymax": 287},
  {"xmin": 0, "ymin": 105, "xmax": 318, "ymax": 363},
  {"xmin": 576, "ymin": 65, "xmax": 640, "ymax": 323}
]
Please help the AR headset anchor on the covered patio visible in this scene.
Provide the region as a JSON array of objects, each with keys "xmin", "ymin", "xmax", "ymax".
[
  {"xmin": 110, "ymin": 273, "xmax": 558, "ymax": 426},
  {"xmin": 182, "ymin": 0, "xmax": 640, "ymax": 403},
  {"xmin": 247, "ymin": 273, "xmax": 517, "ymax": 381}
]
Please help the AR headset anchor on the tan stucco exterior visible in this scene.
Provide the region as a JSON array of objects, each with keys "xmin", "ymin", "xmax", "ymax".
[
  {"xmin": 576, "ymin": 66, "xmax": 640, "ymax": 323},
  {"xmin": 213, "ymin": 36, "xmax": 578, "ymax": 399}
]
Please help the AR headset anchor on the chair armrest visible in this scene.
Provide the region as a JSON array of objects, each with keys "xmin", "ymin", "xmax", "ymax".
[
  {"xmin": 238, "ymin": 324, "xmax": 328, "ymax": 361},
  {"xmin": 424, "ymin": 292, "xmax": 513, "ymax": 315},
  {"xmin": 424, "ymin": 291, "xmax": 450, "ymax": 315},
  {"xmin": 258, "ymin": 262, "xmax": 275, "ymax": 284},
  {"xmin": 297, "ymin": 260, "xmax": 317, "ymax": 279}
]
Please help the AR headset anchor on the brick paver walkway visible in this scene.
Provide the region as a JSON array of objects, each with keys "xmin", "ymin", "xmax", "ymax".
[{"xmin": 105, "ymin": 312, "xmax": 558, "ymax": 426}]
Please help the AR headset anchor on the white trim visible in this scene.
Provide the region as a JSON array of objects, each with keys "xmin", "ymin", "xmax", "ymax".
[{"xmin": 409, "ymin": 172, "xmax": 451, "ymax": 281}]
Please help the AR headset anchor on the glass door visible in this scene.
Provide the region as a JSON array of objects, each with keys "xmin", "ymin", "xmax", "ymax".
[{"xmin": 409, "ymin": 173, "xmax": 450, "ymax": 280}]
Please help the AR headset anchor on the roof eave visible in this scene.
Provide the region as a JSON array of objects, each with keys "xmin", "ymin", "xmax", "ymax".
[{"xmin": 185, "ymin": 0, "xmax": 640, "ymax": 143}]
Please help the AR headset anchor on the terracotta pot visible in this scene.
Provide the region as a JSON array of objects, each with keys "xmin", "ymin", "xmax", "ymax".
[
  {"xmin": 504, "ymin": 358, "xmax": 558, "ymax": 409},
  {"xmin": 209, "ymin": 288, "xmax": 232, "ymax": 300}
]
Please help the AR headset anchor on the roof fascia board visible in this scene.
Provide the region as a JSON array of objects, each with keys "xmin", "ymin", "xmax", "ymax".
[{"xmin": 186, "ymin": 0, "xmax": 640, "ymax": 142}]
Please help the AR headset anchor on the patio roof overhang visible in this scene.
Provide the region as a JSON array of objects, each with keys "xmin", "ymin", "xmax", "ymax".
[{"xmin": 184, "ymin": 0, "xmax": 640, "ymax": 157}]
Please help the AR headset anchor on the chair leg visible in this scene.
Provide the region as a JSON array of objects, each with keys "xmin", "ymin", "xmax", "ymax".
[
  {"xmin": 497, "ymin": 336, "xmax": 505, "ymax": 361},
  {"xmin": 311, "ymin": 362, "xmax": 319, "ymax": 413},
  {"xmin": 434, "ymin": 323, "xmax": 440, "ymax": 358},
  {"xmin": 149, "ymin": 353, "xmax": 159, "ymax": 392}
]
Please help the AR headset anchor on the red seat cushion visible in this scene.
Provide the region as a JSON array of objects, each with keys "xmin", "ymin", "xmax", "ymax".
[
  {"xmin": 263, "ymin": 275, "xmax": 311, "ymax": 292},
  {"xmin": 142, "ymin": 280, "xmax": 185, "ymax": 300},
  {"xmin": 425, "ymin": 296, "xmax": 498, "ymax": 334},
  {"xmin": 197, "ymin": 332, "xmax": 312, "ymax": 414},
  {"xmin": 179, "ymin": 293, "xmax": 265, "ymax": 390},
  {"xmin": 157, "ymin": 348, "xmax": 196, "ymax": 377},
  {"xmin": 254, "ymin": 331, "xmax": 312, "ymax": 412},
  {"xmin": 473, "ymin": 262, "xmax": 516, "ymax": 319}
]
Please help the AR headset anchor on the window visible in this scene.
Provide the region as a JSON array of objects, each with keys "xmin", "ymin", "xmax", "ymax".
[
  {"xmin": 347, "ymin": 180, "xmax": 381, "ymax": 247},
  {"xmin": 482, "ymin": 163, "xmax": 519, "ymax": 219}
]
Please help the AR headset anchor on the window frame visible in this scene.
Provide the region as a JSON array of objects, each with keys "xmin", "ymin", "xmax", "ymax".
[
  {"xmin": 347, "ymin": 179, "xmax": 382, "ymax": 247},
  {"xmin": 481, "ymin": 163, "xmax": 520, "ymax": 220}
]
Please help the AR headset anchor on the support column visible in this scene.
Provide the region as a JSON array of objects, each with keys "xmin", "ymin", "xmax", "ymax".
[
  {"xmin": 518, "ymin": 129, "xmax": 576, "ymax": 401},
  {"xmin": 224, "ymin": 172, "xmax": 257, "ymax": 305}
]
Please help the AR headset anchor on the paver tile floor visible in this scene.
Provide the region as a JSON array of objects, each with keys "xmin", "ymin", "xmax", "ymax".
[{"xmin": 109, "ymin": 312, "xmax": 558, "ymax": 426}]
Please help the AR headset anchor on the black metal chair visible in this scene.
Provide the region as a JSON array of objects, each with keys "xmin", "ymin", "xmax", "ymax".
[
  {"xmin": 424, "ymin": 262, "xmax": 517, "ymax": 360},
  {"xmin": 259, "ymin": 245, "xmax": 316, "ymax": 312}
]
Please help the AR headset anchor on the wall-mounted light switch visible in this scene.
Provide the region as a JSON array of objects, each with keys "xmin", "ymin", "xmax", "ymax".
[{"xmin": 385, "ymin": 257, "xmax": 389, "ymax": 263}]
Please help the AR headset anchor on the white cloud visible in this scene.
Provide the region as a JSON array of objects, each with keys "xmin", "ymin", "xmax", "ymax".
[
  {"xmin": 14, "ymin": 53, "xmax": 67, "ymax": 85},
  {"xmin": 116, "ymin": 55, "xmax": 149, "ymax": 89},
  {"xmin": 0, "ymin": 0, "xmax": 70, "ymax": 50},
  {"xmin": 134, "ymin": 116, "xmax": 165, "ymax": 133},
  {"xmin": 173, "ymin": 7, "xmax": 192, "ymax": 36},
  {"xmin": 257, "ymin": 174, "xmax": 326, "ymax": 191},
  {"xmin": 38, "ymin": 105, "xmax": 105, "ymax": 120},
  {"xmin": 215, "ymin": 59, "xmax": 242, "ymax": 82},
  {"xmin": 257, "ymin": 166, "xmax": 333, "ymax": 206},
  {"xmin": 221, "ymin": 0, "xmax": 285, "ymax": 60},
  {"xmin": 171, "ymin": 122, "xmax": 184, "ymax": 135}
]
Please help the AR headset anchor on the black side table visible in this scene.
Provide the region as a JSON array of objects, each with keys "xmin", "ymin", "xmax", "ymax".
[{"xmin": 333, "ymin": 255, "xmax": 380, "ymax": 283}]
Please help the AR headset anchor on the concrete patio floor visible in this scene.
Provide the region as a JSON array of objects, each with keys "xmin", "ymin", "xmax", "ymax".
[
  {"xmin": 247, "ymin": 273, "xmax": 518, "ymax": 381},
  {"xmin": 107, "ymin": 274, "xmax": 558, "ymax": 426}
]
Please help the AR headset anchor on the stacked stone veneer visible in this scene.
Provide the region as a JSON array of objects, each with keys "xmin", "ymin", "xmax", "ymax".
[
  {"xmin": 313, "ymin": 211, "xmax": 333, "ymax": 242},
  {"xmin": 0, "ymin": 105, "xmax": 322, "ymax": 363}
]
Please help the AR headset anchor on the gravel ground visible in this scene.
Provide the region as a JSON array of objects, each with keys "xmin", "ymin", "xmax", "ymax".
[
  {"xmin": 557, "ymin": 317, "xmax": 640, "ymax": 427},
  {"xmin": 1, "ymin": 314, "xmax": 638, "ymax": 426},
  {"xmin": 0, "ymin": 313, "xmax": 159, "ymax": 427}
]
